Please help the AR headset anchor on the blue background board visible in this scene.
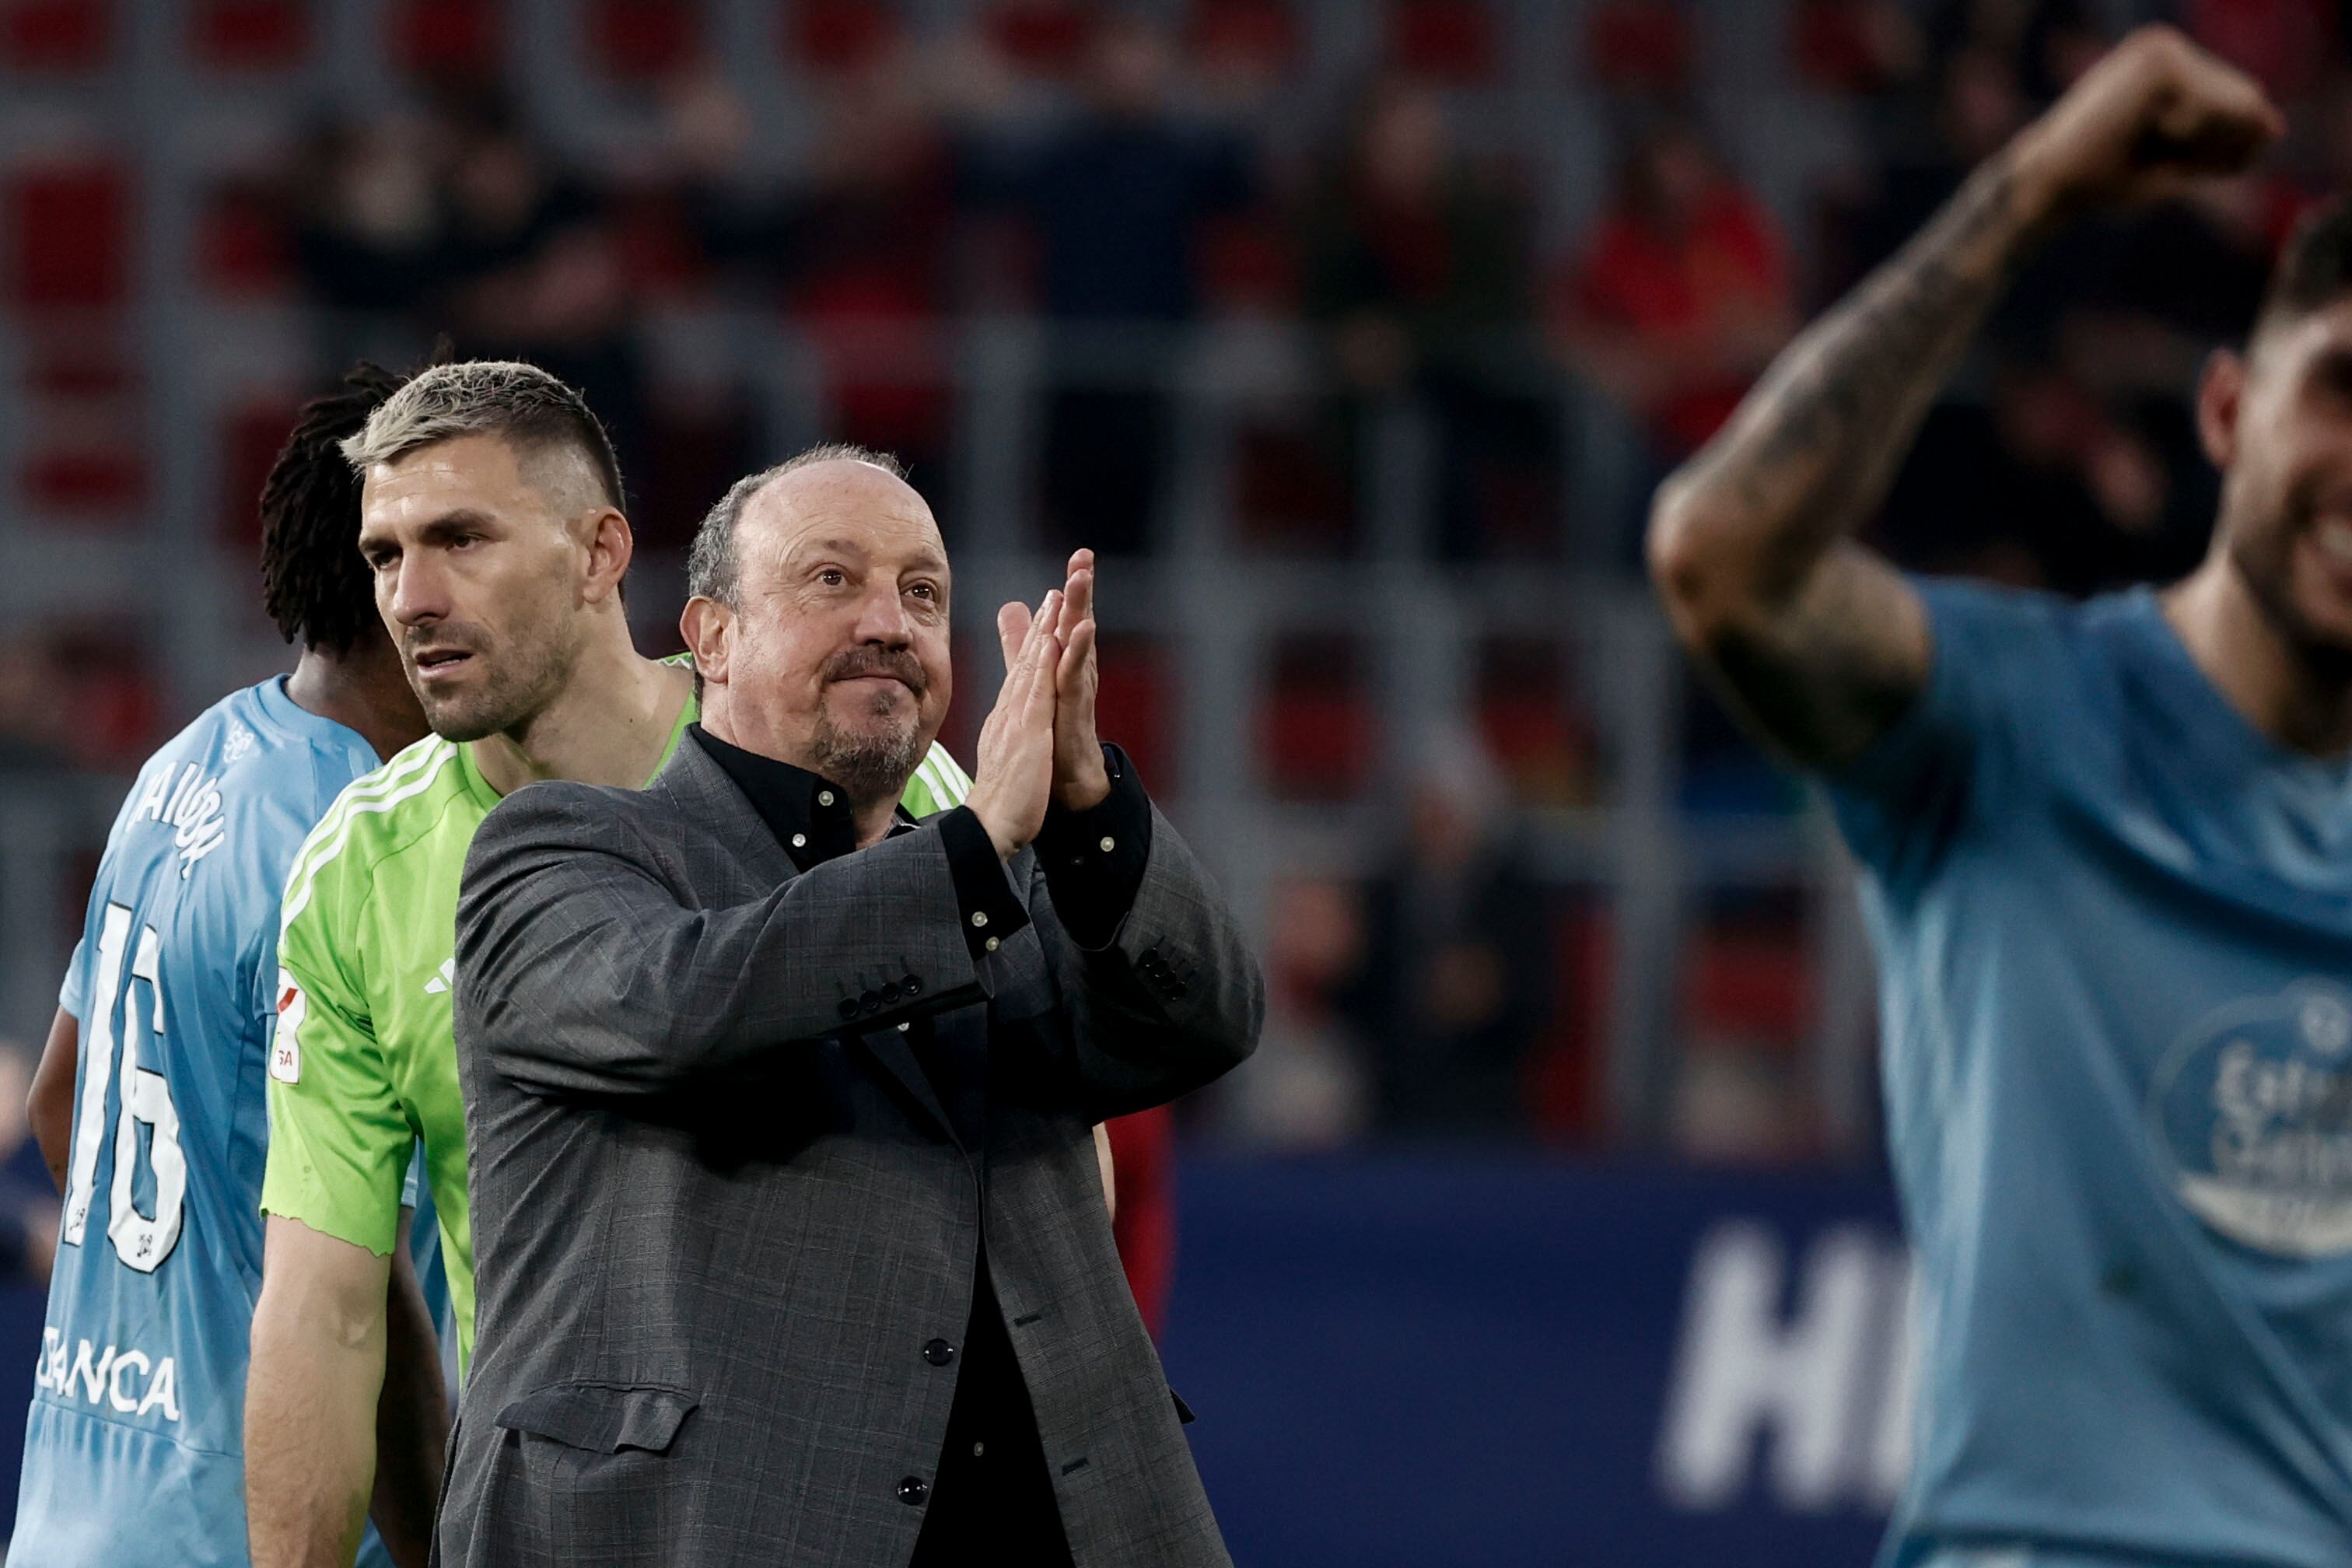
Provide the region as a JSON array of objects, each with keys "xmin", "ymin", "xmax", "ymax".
[
  {"xmin": 0, "ymin": 1157, "xmax": 1906, "ymax": 1562},
  {"xmin": 1159, "ymin": 1155, "xmax": 1906, "ymax": 1568}
]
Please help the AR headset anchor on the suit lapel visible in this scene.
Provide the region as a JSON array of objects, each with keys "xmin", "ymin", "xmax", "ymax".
[{"xmin": 657, "ymin": 733, "xmax": 965, "ymax": 1149}]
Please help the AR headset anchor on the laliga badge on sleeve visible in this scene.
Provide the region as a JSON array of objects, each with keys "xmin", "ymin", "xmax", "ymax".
[{"xmin": 271, "ymin": 968, "xmax": 306, "ymax": 1083}]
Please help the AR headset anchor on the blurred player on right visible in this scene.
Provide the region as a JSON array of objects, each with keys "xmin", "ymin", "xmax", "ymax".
[{"xmin": 1651, "ymin": 26, "xmax": 2352, "ymax": 1568}]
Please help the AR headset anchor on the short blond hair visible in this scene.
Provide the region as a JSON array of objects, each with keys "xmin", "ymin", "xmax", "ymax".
[{"xmin": 341, "ymin": 359, "xmax": 625, "ymax": 510}]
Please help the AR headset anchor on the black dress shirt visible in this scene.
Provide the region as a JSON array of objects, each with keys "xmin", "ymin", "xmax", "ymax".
[{"xmin": 690, "ymin": 726, "xmax": 1153, "ymax": 1564}]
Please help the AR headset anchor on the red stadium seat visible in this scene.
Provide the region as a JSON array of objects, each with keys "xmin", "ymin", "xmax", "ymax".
[
  {"xmin": 1230, "ymin": 420, "xmax": 1353, "ymax": 552},
  {"xmin": 1188, "ymin": 0, "xmax": 1299, "ymax": 74},
  {"xmin": 1258, "ymin": 636, "xmax": 1374, "ymax": 800},
  {"xmin": 1683, "ymin": 926, "xmax": 1813, "ymax": 1045},
  {"xmin": 983, "ymin": 0, "xmax": 1092, "ymax": 76},
  {"xmin": 388, "ymin": 0, "xmax": 501, "ymax": 81},
  {"xmin": 1527, "ymin": 905, "xmax": 1611, "ymax": 1143},
  {"xmin": 584, "ymin": 0, "xmax": 699, "ymax": 82},
  {"xmin": 195, "ymin": 180, "xmax": 291, "ymax": 298},
  {"xmin": 24, "ymin": 443, "xmax": 145, "ymax": 514},
  {"xmin": 0, "ymin": 0, "xmax": 112, "ymax": 70},
  {"xmin": 783, "ymin": 0, "xmax": 898, "ymax": 74},
  {"xmin": 5, "ymin": 158, "xmax": 133, "ymax": 311},
  {"xmin": 1384, "ymin": 0, "xmax": 1498, "ymax": 85},
  {"xmin": 190, "ymin": 0, "xmax": 311, "ymax": 70},
  {"xmin": 1475, "ymin": 638, "xmax": 1596, "ymax": 807},
  {"xmin": 219, "ymin": 395, "xmax": 299, "ymax": 546},
  {"xmin": 1195, "ymin": 210, "xmax": 1297, "ymax": 313},
  {"xmin": 1093, "ymin": 633, "xmax": 1171, "ymax": 793}
]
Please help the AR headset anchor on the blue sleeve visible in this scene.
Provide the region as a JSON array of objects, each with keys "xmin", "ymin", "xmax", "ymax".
[
  {"xmin": 401, "ymin": 1141, "xmax": 425, "ymax": 1210},
  {"xmin": 56, "ymin": 938, "xmax": 86, "ymax": 1020},
  {"xmin": 1823, "ymin": 579, "xmax": 2073, "ymax": 894}
]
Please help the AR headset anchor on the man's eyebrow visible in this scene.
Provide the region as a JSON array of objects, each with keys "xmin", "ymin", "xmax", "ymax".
[
  {"xmin": 359, "ymin": 509, "xmax": 500, "ymax": 550},
  {"xmin": 784, "ymin": 535, "xmax": 873, "ymax": 565}
]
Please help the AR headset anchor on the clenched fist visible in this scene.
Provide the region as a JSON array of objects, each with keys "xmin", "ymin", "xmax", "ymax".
[{"xmin": 2012, "ymin": 26, "xmax": 2284, "ymax": 218}]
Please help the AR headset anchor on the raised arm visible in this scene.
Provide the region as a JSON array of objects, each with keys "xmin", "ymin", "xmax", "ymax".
[{"xmin": 1647, "ymin": 26, "xmax": 2280, "ymax": 769}]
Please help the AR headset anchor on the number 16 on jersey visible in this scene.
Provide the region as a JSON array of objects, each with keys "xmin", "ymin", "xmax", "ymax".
[{"xmin": 62, "ymin": 902, "xmax": 187, "ymax": 1274}]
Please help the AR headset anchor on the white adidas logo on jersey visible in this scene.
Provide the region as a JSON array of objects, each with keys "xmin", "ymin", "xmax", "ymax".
[{"xmin": 423, "ymin": 957, "xmax": 456, "ymax": 997}]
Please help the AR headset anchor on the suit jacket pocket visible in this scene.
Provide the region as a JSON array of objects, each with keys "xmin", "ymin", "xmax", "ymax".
[{"xmin": 494, "ymin": 1382, "xmax": 698, "ymax": 1455}]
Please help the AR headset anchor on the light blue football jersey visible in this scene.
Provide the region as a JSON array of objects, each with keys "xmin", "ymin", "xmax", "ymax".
[
  {"xmin": 1830, "ymin": 584, "xmax": 2352, "ymax": 1568},
  {"xmin": 15, "ymin": 676, "xmax": 450, "ymax": 1568}
]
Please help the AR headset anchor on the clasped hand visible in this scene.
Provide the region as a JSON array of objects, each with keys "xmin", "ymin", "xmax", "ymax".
[{"xmin": 966, "ymin": 550, "xmax": 1110, "ymax": 861}]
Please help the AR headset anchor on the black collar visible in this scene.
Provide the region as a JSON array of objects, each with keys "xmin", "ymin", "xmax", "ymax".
[{"xmin": 690, "ymin": 724, "xmax": 905, "ymax": 870}]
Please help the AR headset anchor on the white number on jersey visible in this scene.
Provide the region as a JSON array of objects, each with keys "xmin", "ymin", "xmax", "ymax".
[{"xmin": 59, "ymin": 902, "xmax": 188, "ymax": 1273}]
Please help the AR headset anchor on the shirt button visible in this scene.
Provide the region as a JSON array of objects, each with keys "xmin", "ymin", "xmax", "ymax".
[
  {"xmin": 902, "ymin": 975, "xmax": 922, "ymax": 995},
  {"xmin": 897, "ymin": 1476, "xmax": 929, "ymax": 1506},
  {"xmin": 923, "ymin": 1338, "xmax": 956, "ymax": 1366},
  {"xmin": 971, "ymin": 911, "xmax": 988, "ymax": 929},
  {"xmin": 818, "ymin": 790, "xmax": 835, "ymax": 807},
  {"xmin": 791, "ymin": 833, "xmax": 807, "ymax": 849},
  {"xmin": 972, "ymin": 1441, "xmax": 985, "ymax": 1458},
  {"xmin": 1099, "ymin": 836, "xmax": 1115, "ymax": 852},
  {"xmin": 838, "ymin": 999, "xmax": 859, "ymax": 1020},
  {"xmin": 897, "ymin": 1021, "xmax": 910, "ymax": 1033},
  {"xmin": 985, "ymin": 936, "xmax": 999, "ymax": 952}
]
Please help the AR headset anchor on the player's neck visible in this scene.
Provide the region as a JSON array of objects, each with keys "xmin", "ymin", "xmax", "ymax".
[
  {"xmin": 469, "ymin": 625, "xmax": 692, "ymax": 797},
  {"xmin": 2163, "ymin": 555, "xmax": 2352, "ymax": 758},
  {"xmin": 285, "ymin": 640, "xmax": 429, "ymax": 765}
]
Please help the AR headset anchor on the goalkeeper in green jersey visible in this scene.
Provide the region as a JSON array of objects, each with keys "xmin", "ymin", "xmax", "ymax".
[{"xmin": 243, "ymin": 363, "xmax": 975, "ymax": 1567}]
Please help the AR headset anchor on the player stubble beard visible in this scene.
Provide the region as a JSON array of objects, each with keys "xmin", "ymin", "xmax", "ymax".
[
  {"xmin": 403, "ymin": 600, "xmax": 584, "ymax": 747},
  {"xmin": 808, "ymin": 646, "xmax": 929, "ymax": 805},
  {"xmin": 2229, "ymin": 471, "xmax": 2352, "ymax": 688}
]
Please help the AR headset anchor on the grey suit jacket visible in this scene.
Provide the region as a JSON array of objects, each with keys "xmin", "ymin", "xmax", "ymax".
[{"xmin": 436, "ymin": 733, "xmax": 1261, "ymax": 1568}]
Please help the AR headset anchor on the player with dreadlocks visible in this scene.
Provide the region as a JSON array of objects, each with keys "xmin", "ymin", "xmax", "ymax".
[{"xmin": 15, "ymin": 364, "xmax": 453, "ymax": 1568}]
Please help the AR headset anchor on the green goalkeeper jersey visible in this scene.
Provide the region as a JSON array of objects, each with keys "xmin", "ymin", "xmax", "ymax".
[{"xmin": 261, "ymin": 688, "xmax": 971, "ymax": 1371}]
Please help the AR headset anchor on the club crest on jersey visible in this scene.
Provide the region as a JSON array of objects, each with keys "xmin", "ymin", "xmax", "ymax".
[
  {"xmin": 2147, "ymin": 981, "xmax": 2352, "ymax": 1258},
  {"xmin": 271, "ymin": 971, "xmax": 305, "ymax": 1083}
]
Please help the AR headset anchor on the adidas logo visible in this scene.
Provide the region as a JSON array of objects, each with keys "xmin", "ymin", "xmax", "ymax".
[{"xmin": 423, "ymin": 957, "xmax": 457, "ymax": 996}]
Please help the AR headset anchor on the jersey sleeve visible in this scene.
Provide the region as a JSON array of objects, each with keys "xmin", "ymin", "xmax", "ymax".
[
  {"xmin": 57, "ymin": 936, "xmax": 87, "ymax": 1020},
  {"xmin": 1822, "ymin": 579, "xmax": 2069, "ymax": 895},
  {"xmin": 261, "ymin": 851, "xmax": 413, "ymax": 1258}
]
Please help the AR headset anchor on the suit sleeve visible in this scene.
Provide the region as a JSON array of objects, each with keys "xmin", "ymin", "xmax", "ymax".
[
  {"xmin": 1032, "ymin": 799, "xmax": 1265, "ymax": 1123},
  {"xmin": 454, "ymin": 782, "xmax": 996, "ymax": 1099}
]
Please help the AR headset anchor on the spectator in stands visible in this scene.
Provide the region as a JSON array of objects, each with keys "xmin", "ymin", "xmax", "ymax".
[
  {"xmin": 432, "ymin": 92, "xmax": 651, "ymax": 499},
  {"xmin": 1790, "ymin": 0, "xmax": 1923, "ymax": 99},
  {"xmin": 1300, "ymin": 80, "xmax": 1554, "ymax": 558},
  {"xmin": 1558, "ymin": 115, "xmax": 1794, "ymax": 467},
  {"xmin": 1925, "ymin": 0, "xmax": 2107, "ymax": 104},
  {"xmin": 960, "ymin": 14, "xmax": 1253, "ymax": 555},
  {"xmin": 1225, "ymin": 879, "xmax": 1372, "ymax": 1150},
  {"xmin": 1337, "ymin": 733, "xmax": 1552, "ymax": 1140},
  {"xmin": 675, "ymin": 66, "xmax": 961, "ymax": 481},
  {"xmin": 290, "ymin": 113, "xmax": 446, "ymax": 367}
]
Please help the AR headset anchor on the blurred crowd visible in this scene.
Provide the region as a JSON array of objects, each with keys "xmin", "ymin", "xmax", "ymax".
[{"xmin": 13, "ymin": 0, "xmax": 2352, "ymax": 1159}]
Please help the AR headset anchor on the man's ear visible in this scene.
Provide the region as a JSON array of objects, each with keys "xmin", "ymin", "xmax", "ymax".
[
  {"xmin": 579, "ymin": 508, "xmax": 635, "ymax": 605},
  {"xmin": 680, "ymin": 595, "xmax": 730, "ymax": 685},
  {"xmin": 2196, "ymin": 348, "xmax": 2248, "ymax": 473}
]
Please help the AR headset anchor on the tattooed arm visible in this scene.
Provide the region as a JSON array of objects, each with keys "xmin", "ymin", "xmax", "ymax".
[{"xmin": 1647, "ymin": 26, "xmax": 2280, "ymax": 771}]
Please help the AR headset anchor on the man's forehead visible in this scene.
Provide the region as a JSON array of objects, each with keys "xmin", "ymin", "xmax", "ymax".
[
  {"xmin": 2265, "ymin": 299, "xmax": 2352, "ymax": 368},
  {"xmin": 747, "ymin": 460, "xmax": 944, "ymax": 561},
  {"xmin": 358, "ymin": 432, "xmax": 590, "ymax": 529}
]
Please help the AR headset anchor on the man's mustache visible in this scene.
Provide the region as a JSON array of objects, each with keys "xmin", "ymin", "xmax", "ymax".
[{"xmin": 823, "ymin": 647, "xmax": 927, "ymax": 694}]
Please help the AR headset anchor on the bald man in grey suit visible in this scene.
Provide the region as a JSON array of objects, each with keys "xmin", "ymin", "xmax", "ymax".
[{"xmin": 439, "ymin": 446, "xmax": 1260, "ymax": 1568}]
